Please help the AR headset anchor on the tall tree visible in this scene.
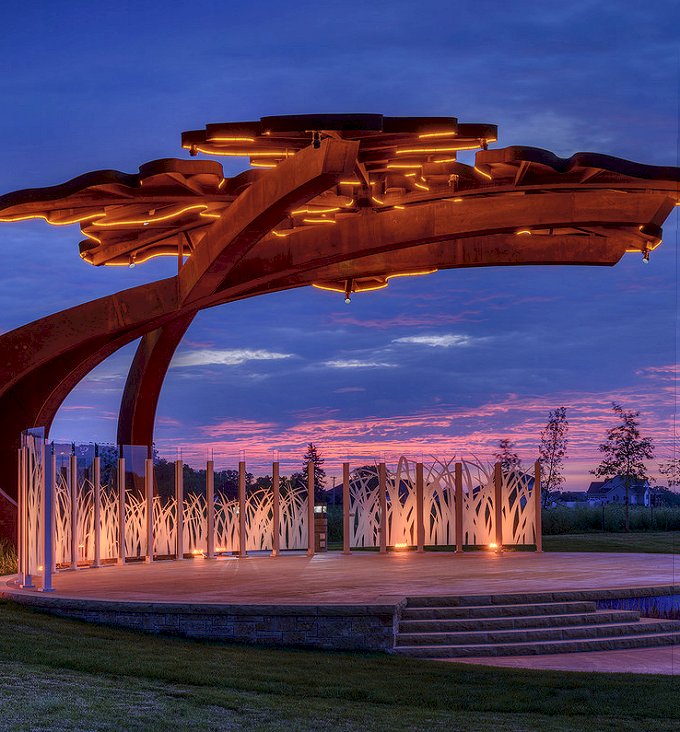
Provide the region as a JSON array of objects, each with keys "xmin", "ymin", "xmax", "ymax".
[
  {"xmin": 301, "ymin": 443, "xmax": 327, "ymax": 503},
  {"xmin": 659, "ymin": 457, "xmax": 680, "ymax": 488},
  {"xmin": 593, "ymin": 403, "xmax": 654, "ymax": 532},
  {"xmin": 495, "ymin": 439, "xmax": 522, "ymax": 472},
  {"xmin": 539, "ymin": 407, "xmax": 569, "ymax": 506}
]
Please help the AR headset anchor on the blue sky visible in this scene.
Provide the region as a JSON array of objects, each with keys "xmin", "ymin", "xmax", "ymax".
[{"xmin": 0, "ymin": 1, "xmax": 678, "ymax": 485}]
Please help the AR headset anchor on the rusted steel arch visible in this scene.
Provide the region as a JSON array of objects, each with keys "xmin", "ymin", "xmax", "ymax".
[
  {"xmin": 115, "ymin": 175, "xmax": 676, "ymax": 449},
  {"xmin": 0, "ymin": 112, "xmax": 679, "ymax": 516},
  {"xmin": 0, "ymin": 140, "xmax": 358, "ymax": 488}
]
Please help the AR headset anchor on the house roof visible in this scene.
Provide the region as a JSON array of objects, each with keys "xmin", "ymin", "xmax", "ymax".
[{"xmin": 587, "ymin": 476, "xmax": 649, "ymax": 496}]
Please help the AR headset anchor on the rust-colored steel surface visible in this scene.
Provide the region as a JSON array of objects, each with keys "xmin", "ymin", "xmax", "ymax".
[{"xmin": 0, "ymin": 113, "xmax": 678, "ymax": 530}]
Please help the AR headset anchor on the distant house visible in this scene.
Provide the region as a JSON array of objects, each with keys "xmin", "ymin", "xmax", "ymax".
[{"xmin": 586, "ymin": 476, "xmax": 650, "ymax": 507}]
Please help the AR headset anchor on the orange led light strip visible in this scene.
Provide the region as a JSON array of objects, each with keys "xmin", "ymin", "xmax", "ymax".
[
  {"xmin": 396, "ymin": 144, "xmax": 481, "ymax": 154},
  {"xmin": 386, "ymin": 269, "xmax": 438, "ymax": 280},
  {"xmin": 103, "ymin": 251, "xmax": 193, "ymax": 266},
  {"xmin": 291, "ymin": 207, "xmax": 341, "ymax": 215},
  {"xmin": 207, "ymin": 136, "xmax": 255, "ymax": 143},
  {"xmin": 0, "ymin": 211, "xmax": 103, "ymax": 225},
  {"xmin": 303, "ymin": 218, "xmax": 337, "ymax": 224},
  {"xmin": 418, "ymin": 131, "xmax": 457, "ymax": 138},
  {"xmin": 95, "ymin": 204, "xmax": 209, "ymax": 227},
  {"xmin": 188, "ymin": 145, "xmax": 295, "ymax": 158},
  {"xmin": 474, "ymin": 166, "xmax": 492, "ymax": 180}
]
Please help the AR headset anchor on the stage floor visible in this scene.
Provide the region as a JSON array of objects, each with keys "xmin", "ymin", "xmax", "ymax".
[{"xmin": 5, "ymin": 550, "xmax": 678, "ymax": 605}]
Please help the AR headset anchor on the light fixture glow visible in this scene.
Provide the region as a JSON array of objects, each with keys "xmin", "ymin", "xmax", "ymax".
[
  {"xmin": 418, "ymin": 131, "xmax": 457, "ymax": 138},
  {"xmin": 396, "ymin": 144, "xmax": 481, "ymax": 154},
  {"xmin": 96, "ymin": 204, "xmax": 208, "ymax": 228}
]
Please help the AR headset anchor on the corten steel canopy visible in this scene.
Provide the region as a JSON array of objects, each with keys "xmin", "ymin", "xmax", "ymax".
[{"xmin": 0, "ymin": 112, "xmax": 678, "ymax": 513}]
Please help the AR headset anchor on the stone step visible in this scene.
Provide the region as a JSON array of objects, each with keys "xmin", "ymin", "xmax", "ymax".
[
  {"xmin": 398, "ymin": 609, "xmax": 641, "ymax": 634},
  {"xmin": 394, "ymin": 627, "xmax": 680, "ymax": 658},
  {"xmin": 400, "ymin": 600, "xmax": 597, "ymax": 621},
  {"xmin": 404, "ymin": 591, "xmax": 607, "ymax": 608},
  {"xmin": 396, "ymin": 619, "xmax": 680, "ymax": 647}
]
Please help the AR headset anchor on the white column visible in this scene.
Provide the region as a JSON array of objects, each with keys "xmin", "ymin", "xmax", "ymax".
[
  {"xmin": 455, "ymin": 462, "xmax": 463, "ymax": 553},
  {"xmin": 206, "ymin": 460, "xmax": 215, "ymax": 558},
  {"xmin": 271, "ymin": 462, "xmax": 280, "ymax": 557},
  {"xmin": 238, "ymin": 461, "xmax": 247, "ymax": 557},
  {"xmin": 70, "ymin": 454, "xmax": 78, "ymax": 570},
  {"xmin": 117, "ymin": 456, "xmax": 126, "ymax": 565},
  {"xmin": 534, "ymin": 460, "xmax": 543, "ymax": 552},
  {"xmin": 175, "ymin": 459, "xmax": 184, "ymax": 560},
  {"xmin": 21, "ymin": 445, "xmax": 34, "ymax": 588},
  {"xmin": 17, "ymin": 447, "xmax": 24, "ymax": 587},
  {"xmin": 306, "ymin": 461, "xmax": 314, "ymax": 557},
  {"xmin": 145, "ymin": 458, "xmax": 154, "ymax": 563},
  {"xmin": 379, "ymin": 462, "xmax": 387, "ymax": 553},
  {"xmin": 93, "ymin": 455, "xmax": 101, "ymax": 568},
  {"xmin": 494, "ymin": 462, "xmax": 503, "ymax": 551},
  {"xmin": 342, "ymin": 462, "xmax": 351, "ymax": 555},
  {"xmin": 416, "ymin": 462, "xmax": 424, "ymax": 553},
  {"xmin": 41, "ymin": 449, "xmax": 55, "ymax": 592}
]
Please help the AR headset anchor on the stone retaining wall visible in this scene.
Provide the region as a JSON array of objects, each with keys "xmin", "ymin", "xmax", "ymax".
[{"xmin": 1, "ymin": 591, "xmax": 401, "ymax": 651}]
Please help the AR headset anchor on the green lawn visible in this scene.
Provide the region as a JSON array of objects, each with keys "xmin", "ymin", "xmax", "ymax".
[
  {"xmin": 543, "ymin": 532, "xmax": 680, "ymax": 554},
  {"xmin": 0, "ymin": 602, "xmax": 679, "ymax": 731}
]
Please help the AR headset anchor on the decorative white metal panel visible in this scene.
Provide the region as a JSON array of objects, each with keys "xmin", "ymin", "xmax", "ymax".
[
  {"xmin": 350, "ymin": 457, "xmax": 537, "ymax": 548},
  {"xmin": 20, "ymin": 430, "xmax": 45, "ymax": 577},
  {"xmin": 51, "ymin": 463, "xmax": 309, "ymax": 562}
]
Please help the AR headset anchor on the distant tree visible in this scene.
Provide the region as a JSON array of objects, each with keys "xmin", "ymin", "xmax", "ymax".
[
  {"xmin": 495, "ymin": 439, "xmax": 522, "ymax": 472},
  {"xmin": 301, "ymin": 443, "xmax": 327, "ymax": 503},
  {"xmin": 593, "ymin": 403, "xmax": 654, "ymax": 532},
  {"xmin": 539, "ymin": 407, "xmax": 569, "ymax": 506},
  {"xmin": 659, "ymin": 457, "xmax": 680, "ymax": 488}
]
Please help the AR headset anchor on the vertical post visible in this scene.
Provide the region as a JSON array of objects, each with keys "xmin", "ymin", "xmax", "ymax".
[
  {"xmin": 41, "ymin": 449, "xmax": 55, "ymax": 592},
  {"xmin": 494, "ymin": 462, "xmax": 503, "ymax": 550},
  {"xmin": 93, "ymin": 455, "xmax": 101, "ymax": 568},
  {"xmin": 238, "ymin": 461, "xmax": 247, "ymax": 557},
  {"xmin": 271, "ymin": 462, "xmax": 280, "ymax": 557},
  {"xmin": 69, "ymin": 453, "xmax": 78, "ymax": 570},
  {"xmin": 145, "ymin": 458, "xmax": 154, "ymax": 562},
  {"xmin": 416, "ymin": 462, "xmax": 424, "ymax": 552},
  {"xmin": 306, "ymin": 460, "xmax": 315, "ymax": 557},
  {"xmin": 379, "ymin": 462, "xmax": 387, "ymax": 553},
  {"xmin": 206, "ymin": 460, "xmax": 215, "ymax": 558},
  {"xmin": 17, "ymin": 447, "xmax": 24, "ymax": 586},
  {"xmin": 175, "ymin": 458, "xmax": 184, "ymax": 560},
  {"xmin": 117, "ymin": 456, "xmax": 126, "ymax": 565},
  {"xmin": 21, "ymin": 445, "xmax": 34, "ymax": 589},
  {"xmin": 455, "ymin": 462, "xmax": 464, "ymax": 553},
  {"xmin": 342, "ymin": 462, "xmax": 351, "ymax": 555},
  {"xmin": 534, "ymin": 460, "xmax": 543, "ymax": 553}
]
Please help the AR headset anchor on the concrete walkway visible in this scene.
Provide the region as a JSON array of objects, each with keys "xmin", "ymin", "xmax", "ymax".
[{"xmin": 454, "ymin": 645, "xmax": 680, "ymax": 675}]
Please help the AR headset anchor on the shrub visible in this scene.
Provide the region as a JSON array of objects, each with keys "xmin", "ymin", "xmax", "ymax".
[
  {"xmin": 0, "ymin": 539, "xmax": 17, "ymax": 575},
  {"xmin": 542, "ymin": 505, "xmax": 680, "ymax": 534}
]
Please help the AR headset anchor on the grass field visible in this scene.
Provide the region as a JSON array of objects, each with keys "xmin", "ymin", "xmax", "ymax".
[
  {"xmin": 0, "ymin": 601, "xmax": 679, "ymax": 732},
  {"xmin": 543, "ymin": 532, "xmax": 680, "ymax": 554}
]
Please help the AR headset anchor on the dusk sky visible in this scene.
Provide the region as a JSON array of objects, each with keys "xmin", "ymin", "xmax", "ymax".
[{"xmin": 0, "ymin": 1, "xmax": 678, "ymax": 487}]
